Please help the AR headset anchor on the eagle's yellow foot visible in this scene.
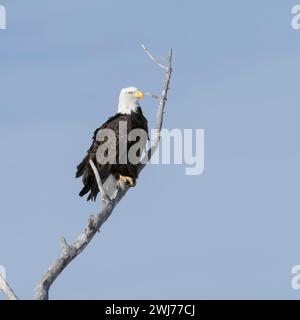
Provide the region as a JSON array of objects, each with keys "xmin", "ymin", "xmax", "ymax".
[{"xmin": 118, "ymin": 175, "xmax": 136, "ymax": 187}]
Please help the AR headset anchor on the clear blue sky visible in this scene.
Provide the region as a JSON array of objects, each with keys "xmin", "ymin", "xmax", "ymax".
[{"xmin": 1, "ymin": 0, "xmax": 300, "ymax": 299}]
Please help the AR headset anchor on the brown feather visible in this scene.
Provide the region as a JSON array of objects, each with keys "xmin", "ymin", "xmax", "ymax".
[{"xmin": 76, "ymin": 107, "xmax": 148, "ymax": 201}]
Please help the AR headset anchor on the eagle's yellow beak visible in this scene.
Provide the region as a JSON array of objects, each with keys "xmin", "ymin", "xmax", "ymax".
[{"xmin": 134, "ymin": 90, "xmax": 145, "ymax": 99}]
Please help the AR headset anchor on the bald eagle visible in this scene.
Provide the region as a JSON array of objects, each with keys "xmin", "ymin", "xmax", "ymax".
[{"xmin": 76, "ymin": 87, "xmax": 149, "ymax": 201}]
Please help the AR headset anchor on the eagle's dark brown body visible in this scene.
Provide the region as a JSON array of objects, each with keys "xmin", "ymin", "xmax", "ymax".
[{"xmin": 76, "ymin": 107, "xmax": 148, "ymax": 201}]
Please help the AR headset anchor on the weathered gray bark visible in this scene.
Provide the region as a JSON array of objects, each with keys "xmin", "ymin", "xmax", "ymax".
[{"xmin": 0, "ymin": 274, "xmax": 18, "ymax": 300}]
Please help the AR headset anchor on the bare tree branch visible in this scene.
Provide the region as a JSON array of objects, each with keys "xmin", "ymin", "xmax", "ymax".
[
  {"xmin": 145, "ymin": 92, "xmax": 160, "ymax": 100},
  {"xmin": 141, "ymin": 44, "xmax": 169, "ymax": 71},
  {"xmin": 139, "ymin": 47, "xmax": 173, "ymax": 169},
  {"xmin": 34, "ymin": 45, "xmax": 173, "ymax": 300},
  {"xmin": 0, "ymin": 274, "xmax": 18, "ymax": 300}
]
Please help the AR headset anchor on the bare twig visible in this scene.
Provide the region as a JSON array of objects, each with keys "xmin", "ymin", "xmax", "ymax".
[
  {"xmin": 139, "ymin": 47, "xmax": 173, "ymax": 168},
  {"xmin": 0, "ymin": 274, "xmax": 18, "ymax": 300},
  {"xmin": 145, "ymin": 92, "xmax": 160, "ymax": 100},
  {"xmin": 60, "ymin": 237, "xmax": 71, "ymax": 256},
  {"xmin": 141, "ymin": 44, "xmax": 169, "ymax": 71},
  {"xmin": 34, "ymin": 45, "xmax": 173, "ymax": 300}
]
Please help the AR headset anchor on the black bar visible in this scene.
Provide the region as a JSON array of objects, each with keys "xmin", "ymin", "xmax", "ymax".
[{"xmin": 0, "ymin": 300, "xmax": 298, "ymax": 318}]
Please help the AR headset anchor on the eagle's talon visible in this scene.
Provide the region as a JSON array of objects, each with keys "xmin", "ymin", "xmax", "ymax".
[
  {"xmin": 127, "ymin": 177, "xmax": 136, "ymax": 187},
  {"xmin": 118, "ymin": 175, "xmax": 136, "ymax": 187}
]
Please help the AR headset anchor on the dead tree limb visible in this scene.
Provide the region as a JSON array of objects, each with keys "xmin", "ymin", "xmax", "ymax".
[
  {"xmin": 0, "ymin": 274, "xmax": 18, "ymax": 300},
  {"xmin": 34, "ymin": 45, "xmax": 173, "ymax": 300}
]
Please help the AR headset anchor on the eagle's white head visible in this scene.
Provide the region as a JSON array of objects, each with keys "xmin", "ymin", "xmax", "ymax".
[{"xmin": 118, "ymin": 87, "xmax": 145, "ymax": 114}]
